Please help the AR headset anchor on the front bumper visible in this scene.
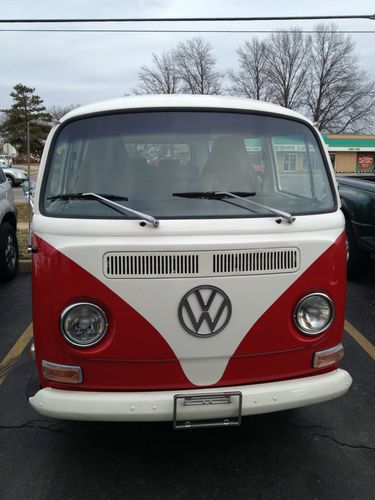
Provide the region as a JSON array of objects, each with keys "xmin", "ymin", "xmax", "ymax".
[{"xmin": 29, "ymin": 369, "xmax": 352, "ymax": 422}]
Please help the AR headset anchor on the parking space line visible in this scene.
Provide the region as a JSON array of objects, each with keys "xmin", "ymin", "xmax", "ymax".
[
  {"xmin": 0, "ymin": 323, "xmax": 33, "ymax": 386},
  {"xmin": 345, "ymin": 320, "xmax": 375, "ymax": 361}
]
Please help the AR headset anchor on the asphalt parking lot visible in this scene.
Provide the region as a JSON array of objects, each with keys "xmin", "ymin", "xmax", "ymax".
[{"xmin": 0, "ymin": 266, "xmax": 374, "ymax": 500}]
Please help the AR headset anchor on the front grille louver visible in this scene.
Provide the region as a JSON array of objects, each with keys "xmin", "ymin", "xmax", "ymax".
[
  {"xmin": 212, "ymin": 249, "xmax": 299, "ymax": 274},
  {"xmin": 105, "ymin": 252, "xmax": 199, "ymax": 278},
  {"xmin": 104, "ymin": 248, "xmax": 300, "ymax": 279}
]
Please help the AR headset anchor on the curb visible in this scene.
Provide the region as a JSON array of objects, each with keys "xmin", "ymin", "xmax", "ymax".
[{"xmin": 19, "ymin": 259, "xmax": 32, "ymax": 273}]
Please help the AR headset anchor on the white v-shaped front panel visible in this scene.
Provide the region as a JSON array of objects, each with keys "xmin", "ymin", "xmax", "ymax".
[{"xmin": 39, "ymin": 227, "xmax": 342, "ymax": 386}]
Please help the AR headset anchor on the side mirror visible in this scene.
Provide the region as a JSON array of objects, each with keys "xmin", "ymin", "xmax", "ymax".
[{"xmin": 22, "ymin": 180, "xmax": 36, "ymax": 208}]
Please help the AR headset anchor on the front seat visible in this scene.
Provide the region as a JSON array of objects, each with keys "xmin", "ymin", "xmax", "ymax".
[
  {"xmin": 73, "ymin": 137, "xmax": 131, "ymax": 197},
  {"xmin": 200, "ymin": 136, "xmax": 259, "ymax": 192}
]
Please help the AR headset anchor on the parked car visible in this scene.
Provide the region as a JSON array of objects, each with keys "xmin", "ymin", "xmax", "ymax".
[
  {"xmin": 0, "ymin": 165, "xmax": 28, "ymax": 186},
  {"xmin": 0, "ymin": 167, "xmax": 18, "ymax": 281},
  {"xmin": 337, "ymin": 175, "xmax": 375, "ymax": 279}
]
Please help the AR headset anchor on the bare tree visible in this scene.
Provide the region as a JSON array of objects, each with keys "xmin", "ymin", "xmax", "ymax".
[
  {"xmin": 265, "ymin": 29, "xmax": 311, "ymax": 109},
  {"xmin": 305, "ymin": 24, "xmax": 375, "ymax": 133},
  {"xmin": 130, "ymin": 30, "xmax": 374, "ymax": 132},
  {"xmin": 174, "ymin": 37, "xmax": 223, "ymax": 95},
  {"xmin": 228, "ymin": 39, "xmax": 271, "ymax": 100},
  {"xmin": 49, "ymin": 104, "xmax": 80, "ymax": 120},
  {"xmin": 133, "ymin": 51, "xmax": 181, "ymax": 95}
]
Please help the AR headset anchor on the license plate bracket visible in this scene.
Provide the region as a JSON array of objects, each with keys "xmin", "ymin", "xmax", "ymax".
[{"xmin": 173, "ymin": 391, "xmax": 242, "ymax": 430}]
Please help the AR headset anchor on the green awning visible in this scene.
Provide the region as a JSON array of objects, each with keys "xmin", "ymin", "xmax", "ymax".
[{"xmin": 322, "ymin": 135, "xmax": 375, "ymax": 149}]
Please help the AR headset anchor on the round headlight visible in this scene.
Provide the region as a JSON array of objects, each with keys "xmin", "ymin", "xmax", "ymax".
[
  {"xmin": 61, "ymin": 303, "xmax": 108, "ymax": 347},
  {"xmin": 294, "ymin": 293, "xmax": 334, "ymax": 335}
]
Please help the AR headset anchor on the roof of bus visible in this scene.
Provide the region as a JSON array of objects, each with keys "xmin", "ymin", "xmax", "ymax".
[{"xmin": 61, "ymin": 95, "xmax": 312, "ymax": 124}]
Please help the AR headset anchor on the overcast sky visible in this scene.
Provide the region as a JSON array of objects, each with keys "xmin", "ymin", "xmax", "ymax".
[{"xmin": 1, "ymin": 0, "xmax": 374, "ymax": 110}]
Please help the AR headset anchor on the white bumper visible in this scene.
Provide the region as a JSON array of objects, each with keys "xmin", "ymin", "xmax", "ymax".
[{"xmin": 29, "ymin": 369, "xmax": 352, "ymax": 422}]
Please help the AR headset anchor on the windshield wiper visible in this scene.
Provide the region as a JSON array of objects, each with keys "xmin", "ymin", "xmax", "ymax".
[
  {"xmin": 173, "ymin": 191, "xmax": 256, "ymax": 200},
  {"xmin": 48, "ymin": 192, "xmax": 160, "ymax": 228},
  {"xmin": 48, "ymin": 193, "xmax": 128, "ymax": 201},
  {"xmin": 217, "ymin": 191, "xmax": 295, "ymax": 224},
  {"xmin": 173, "ymin": 190, "xmax": 295, "ymax": 224}
]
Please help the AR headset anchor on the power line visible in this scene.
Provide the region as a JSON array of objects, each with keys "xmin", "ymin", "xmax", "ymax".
[
  {"xmin": 0, "ymin": 15, "xmax": 374, "ymax": 23},
  {"xmin": 1, "ymin": 29, "xmax": 375, "ymax": 34}
]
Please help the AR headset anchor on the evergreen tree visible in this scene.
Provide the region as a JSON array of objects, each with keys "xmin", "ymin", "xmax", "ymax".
[{"xmin": 1, "ymin": 84, "xmax": 52, "ymax": 156}]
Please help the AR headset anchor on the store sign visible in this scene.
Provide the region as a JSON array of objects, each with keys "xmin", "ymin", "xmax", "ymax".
[{"xmin": 356, "ymin": 153, "xmax": 374, "ymax": 172}]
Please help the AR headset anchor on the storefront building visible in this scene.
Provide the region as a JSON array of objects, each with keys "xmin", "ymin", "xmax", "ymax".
[{"xmin": 323, "ymin": 135, "xmax": 375, "ymax": 174}]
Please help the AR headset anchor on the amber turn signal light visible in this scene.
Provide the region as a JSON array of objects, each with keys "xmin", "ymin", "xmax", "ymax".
[
  {"xmin": 42, "ymin": 360, "xmax": 83, "ymax": 384},
  {"xmin": 313, "ymin": 344, "xmax": 344, "ymax": 368}
]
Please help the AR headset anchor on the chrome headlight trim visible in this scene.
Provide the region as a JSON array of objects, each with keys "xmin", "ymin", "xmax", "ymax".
[
  {"xmin": 294, "ymin": 293, "xmax": 334, "ymax": 336},
  {"xmin": 60, "ymin": 302, "xmax": 108, "ymax": 347}
]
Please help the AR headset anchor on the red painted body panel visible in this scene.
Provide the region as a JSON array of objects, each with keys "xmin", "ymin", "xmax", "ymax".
[{"xmin": 32, "ymin": 232, "xmax": 346, "ymax": 391}]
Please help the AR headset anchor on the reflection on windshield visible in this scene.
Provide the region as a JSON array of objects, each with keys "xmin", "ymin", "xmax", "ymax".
[{"xmin": 43, "ymin": 111, "xmax": 335, "ymax": 219}]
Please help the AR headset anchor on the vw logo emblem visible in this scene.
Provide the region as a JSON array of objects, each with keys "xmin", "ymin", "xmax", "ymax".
[{"xmin": 178, "ymin": 285, "xmax": 232, "ymax": 337}]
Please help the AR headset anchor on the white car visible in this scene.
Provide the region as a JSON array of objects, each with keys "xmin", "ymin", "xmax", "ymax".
[
  {"xmin": 0, "ymin": 165, "xmax": 28, "ymax": 186},
  {"xmin": 0, "ymin": 168, "xmax": 18, "ymax": 280}
]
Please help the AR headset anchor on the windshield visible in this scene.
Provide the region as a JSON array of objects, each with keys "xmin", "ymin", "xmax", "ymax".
[{"xmin": 42, "ymin": 111, "xmax": 335, "ymax": 219}]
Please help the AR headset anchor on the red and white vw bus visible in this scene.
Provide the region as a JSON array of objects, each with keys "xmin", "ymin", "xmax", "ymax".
[{"xmin": 29, "ymin": 95, "xmax": 352, "ymax": 428}]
